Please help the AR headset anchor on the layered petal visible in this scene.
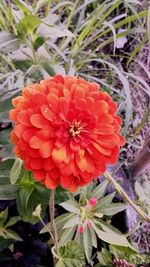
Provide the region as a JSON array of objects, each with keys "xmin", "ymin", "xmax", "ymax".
[{"xmin": 9, "ymin": 75, "xmax": 125, "ymax": 192}]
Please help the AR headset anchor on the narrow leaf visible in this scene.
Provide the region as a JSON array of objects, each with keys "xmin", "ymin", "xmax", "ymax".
[
  {"xmin": 10, "ymin": 158, "xmax": 22, "ymax": 185},
  {"xmin": 92, "ymin": 180, "xmax": 109, "ymax": 200},
  {"xmin": 83, "ymin": 226, "xmax": 92, "ymax": 263},
  {"xmin": 59, "ymin": 226, "xmax": 76, "ymax": 246},
  {"xmin": 60, "ymin": 200, "xmax": 80, "ymax": 214},
  {"xmin": 63, "ymin": 215, "xmax": 80, "ymax": 229}
]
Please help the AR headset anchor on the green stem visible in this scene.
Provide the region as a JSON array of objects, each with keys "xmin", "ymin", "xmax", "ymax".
[
  {"xmin": 49, "ymin": 189, "xmax": 59, "ymax": 266},
  {"xmin": 104, "ymin": 171, "xmax": 150, "ymax": 223}
]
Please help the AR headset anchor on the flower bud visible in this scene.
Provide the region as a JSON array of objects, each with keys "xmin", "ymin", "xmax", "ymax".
[
  {"xmin": 77, "ymin": 225, "xmax": 84, "ymax": 234},
  {"xmin": 87, "ymin": 221, "xmax": 92, "ymax": 229},
  {"xmin": 89, "ymin": 198, "xmax": 97, "ymax": 207}
]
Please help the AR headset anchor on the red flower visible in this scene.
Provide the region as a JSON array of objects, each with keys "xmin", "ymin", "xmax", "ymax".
[{"xmin": 9, "ymin": 75, "xmax": 125, "ymax": 192}]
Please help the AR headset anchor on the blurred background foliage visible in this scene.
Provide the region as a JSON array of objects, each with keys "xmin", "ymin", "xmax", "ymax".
[{"xmin": 0, "ymin": 0, "xmax": 150, "ymax": 266}]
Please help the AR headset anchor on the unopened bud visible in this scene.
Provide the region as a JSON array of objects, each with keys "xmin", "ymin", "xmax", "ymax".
[
  {"xmin": 89, "ymin": 198, "xmax": 97, "ymax": 207},
  {"xmin": 87, "ymin": 221, "xmax": 92, "ymax": 229},
  {"xmin": 77, "ymin": 225, "xmax": 84, "ymax": 234},
  {"xmin": 32, "ymin": 204, "xmax": 42, "ymax": 217}
]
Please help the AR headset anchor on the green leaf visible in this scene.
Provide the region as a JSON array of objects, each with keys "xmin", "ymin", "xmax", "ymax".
[
  {"xmin": 40, "ymin": 213, "xmax": 73, "ymax": 234},
  {"xmin": 0, "ymin": 160, "xmax": 14, "ymax": 171},
  {"xmin": 16, "ymin": 171, "xmax": 35, "ymax": 222},
  {"xmin": 56, "ymin": 241, "xmax": 85, "ymax": 267},
  {"xmin": 55, "ymin": 185, "xmax": 69, "ymax": 205},
  {"xmin": 19, "ymin": 171, "xmax": 35, "ymax": 212},
  {"xmin": 109, "ymin": 244, "xmax": 125, "ymax": 259},
  {"xmin": 56, "ymin": 213, "xmax": 74, "ymax": 230},
  {"xmin": 95, "ymin": 219, "xmax": 123, "ymax": 235},
  {"xmin": 5, "ymin": 216, "xmax": 21, "ymax": 228},
  {"xmin": 0, "ymin": 129, "xmax": 11, "ymax": 145},
  {"xmin": 110, "ymin": 244, "xmax": 137, "ymax": 256},
  {"xmin": 3, "ymin": 229, "xmax": 22, "ymax": 241},
  {"xmin": 97, "ymin": 248, "xmax": 112, "ymax": 266},
  {"xmin": 60, "ymin": 200, "xmax": 80, "ymax": 214},
  {"xmin": 95, "ymin": 228, "xmax": 129, "ymax": 247},
  {"xmin": 98, "ymin": 203, "xmax": 127, "ymax": 216},
  {"xmin": 92, "ymin": 180, "xmax": 109, "ymax": 200},
  {"xmin": 63, "ymin": 214, "xmax": 80, "ymax": 229},
  {"xmin": 41, "ymin": 62, "xmax": 55, "ymax": 76},
  {"xmin": 93, "ymin": 192, "xmax": 116, "ymax": 212},
  {"xmin": 18, "ymin": 15, "xmax": 41, "ymax": 35},
  {"xmin": 59, "ymin": 226, "xmax": 76, "ymax": 246},
  {"xmin": 14, "ymin": 60, "xmax": 33, "ymax": 71},
  {"xmin": 92, "ymin": 222, "xmax": 136, "ymax": 250},
  {"xmin": 17, "ymin": 172, "xmax": 50, "ymax": 223},
  {"xmin": 14, "ymin": 0, "xmax": 31, "ymax": 15},
  {"xmin": 10, "ymin": 158, "xmax": 22, "ymax": 185},
  {"xmin": 83, "ymin": 226, "xmax": 92, "ymax": 263},
  {"xmin": 33, "ymin": 36, "xmax": 45, "ymax": 50},
  {"xmin": 0, "ymin": 176, "xmax": 19, "ymax": 200},
  {"xmin": 90, "ymin": 227, "xmax": 97, "ymax": 248},
  {"xmin": 0, "ymin": 208, "xmax": 8, "ymax": 226}
]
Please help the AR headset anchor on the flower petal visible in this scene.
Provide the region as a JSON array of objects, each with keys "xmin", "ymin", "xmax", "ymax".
[
  {"xmin": 29, "ymin": 136, "xmax": 44, "ymax": 149},
  {"xmin": 33, "ymin": 169, "xmax": 46, "ymax": 181},
  {"xmin": 17, "ymin": 111, "xmax": 31, "ymax": 126},
  {"xmin": 96, "ymin": 124, "xmax": 114, "ymax": 135},
  {"xmin": 45, "ymin": 174, "xmax": 59, "ymax": 189},
  {"xmin": 60, "ymin": 175, "xmax": 73, "ymax": 188},
  {"xmin": 40, "ymin": 141, "xmax": 53, "ymax": 158},
  {"xmin": 30, "ymin": 114, "xmax": 49, "ymax": 128},
  {"xmin": 92, "ymin": 142, "xmax": 111, "ymax": 156},
  {"xmin": 76, "ymin": 154, "xmax": 87, "ymax": 172},
  {"xmin": 30, "ymin": 158, "xmax": 43, "ymax": 169}
]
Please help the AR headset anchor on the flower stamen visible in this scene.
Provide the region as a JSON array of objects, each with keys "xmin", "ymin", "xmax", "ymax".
[{"xmin": 69, "ymin": 121, "xmax": 84, "ymax": 137}]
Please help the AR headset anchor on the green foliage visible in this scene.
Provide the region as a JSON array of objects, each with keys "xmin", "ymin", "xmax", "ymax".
[
  {"xmin": 10, "ymin": 158, "xmax": 22, "ymax": 185},
  {"xmin": 16, "ymin": 171, "xmax": 50, "ymax": 224},
  {"xmin": 18, "ymin": 15, "xmax": 41, "ymax": 35},
  {"xmin": 0, "ymin": 0, "xmax": 149, "ymax": 263},
  {"xmin": 40, "ymin": 181, "xmax": 135, "ymax": 263},
  {"xmin": 0, "ymin": 208, "xmax": 21, "ymax": 251},
  {"xmin": 55, "ymin": 185, "xmax": 70, "ymax": 205},
  {"xmin": 0, "ymin": 160, "xmax": 49, "ymax": 224},
  {"xmin": 56, "ymin": 241, "xmax": 85, "ymax": 267},
  {"xmin": 95, "ymin": 244, "xmax": 149, "ymax": 267},
  {"xmin": 14, "ymin": 0, "xmax": 31, "ymax": 15},
  {"xmin": 0, "ymin": 160, "xmax": 19, "ymax": 200}
]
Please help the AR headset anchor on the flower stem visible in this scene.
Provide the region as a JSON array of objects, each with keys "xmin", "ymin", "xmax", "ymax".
[
  {"xmin": 49, "ymin": 189, "xmax": 58, "ymax": 265},
  {"xmin": 104, "ymin": 171, "xmax": 150, "ymax": 223}
]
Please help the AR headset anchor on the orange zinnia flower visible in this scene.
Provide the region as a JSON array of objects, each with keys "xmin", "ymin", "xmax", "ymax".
[{"xmin": 9, "ymin": 75, "xmax": 125, "ymax": 192}]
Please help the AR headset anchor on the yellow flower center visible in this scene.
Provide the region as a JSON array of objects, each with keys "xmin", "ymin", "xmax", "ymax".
[{"xmin": 69, "ymin": 121, "xmax": 83, "ymax": 137}]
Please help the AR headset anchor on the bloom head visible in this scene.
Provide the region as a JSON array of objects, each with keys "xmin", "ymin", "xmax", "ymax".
[{"xmin": 9, "ymin": 75, "xmax": 125, "ymax": 192}]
